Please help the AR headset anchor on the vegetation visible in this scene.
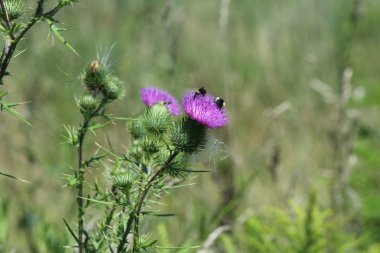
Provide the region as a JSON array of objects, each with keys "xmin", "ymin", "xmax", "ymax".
[{"xmin": 1, "ymin": 0, "xmax": 380, "ymax": 252}]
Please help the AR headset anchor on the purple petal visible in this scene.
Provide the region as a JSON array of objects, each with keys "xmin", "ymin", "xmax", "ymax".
[
  {"xmin": 182, "ymin": 91, "xmax": 228, "ymax": 129},
  {"xmin": 140, "ymin": 87, "xmax": 181, "ymax": 115}
]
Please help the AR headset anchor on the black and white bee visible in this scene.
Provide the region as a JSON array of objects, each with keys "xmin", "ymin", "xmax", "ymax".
[
  {"xmin": 214, "ymin": 97, "xmax": 225, "ymax": 109},
  {"xmin": 194, "ymin": 87, "xmax": 207, "ymax": 98}
]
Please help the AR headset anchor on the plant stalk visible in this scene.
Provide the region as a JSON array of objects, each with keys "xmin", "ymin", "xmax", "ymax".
[
  {"xmin": 0, "ymin": 0, "xmax": 74, "ymax": 84},
  {"xmin": 117, "ymin": 150, "xmax": 179, "ymax": 252},
  {"xmin": 77, "ymin": 121, "xmax": 87, "ymax": 253},
  {"xmin": 76, "ymin": 102, "xmax": 106, "ymax": 252}
]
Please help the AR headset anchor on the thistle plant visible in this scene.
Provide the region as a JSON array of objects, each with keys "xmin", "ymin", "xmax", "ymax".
[
  {"xmin": 0, "ymin": 0, "xmax": 79, "ymax": 122},
  {"xmin": 64, "ymin": 70, "xmax": 228, "ymax": 252},
  {"xmin": 64, "ymin": 60, "xmax": 123, "ymax": 252}
]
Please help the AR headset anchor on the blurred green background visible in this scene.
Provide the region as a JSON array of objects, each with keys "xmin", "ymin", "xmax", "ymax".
[{"xmin": 1, "ymin": 0, "xmax": 380, "ymax": 252}]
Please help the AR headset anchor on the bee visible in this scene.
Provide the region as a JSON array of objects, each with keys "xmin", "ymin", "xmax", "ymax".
[
  {"xmin": 194, "ymin": 87, "xmax": 207, "ymax": 98},
  {"xmin": 214, "ymin": 97, "xmax": 225, "ymax": 109}
]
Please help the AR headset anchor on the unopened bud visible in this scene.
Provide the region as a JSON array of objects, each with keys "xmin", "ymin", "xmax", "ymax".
[
  {"xmin": 170, "ymin": 117, "xmax": 207, "ymax": 153},
  {"xmin": 78, "ymin": 94, "xmax": 99, "ymax": 115},
  {"xmin": 142, "ymin": 104, "xmax": 172, "ymax": 135},
  {"xmin": 1, "ymin": 0, "xmax": 23, "ymax": 21},
  {"xmin": 113, "ymin": 172, "xmax": 133, "ymax": 189},
  {"xmin": 82, "ymin": 60, "xmax": 107, "ymax": 92},
  {"xmin": 103, "ymin": 76, "xmax": 123, "ymax": 100}
]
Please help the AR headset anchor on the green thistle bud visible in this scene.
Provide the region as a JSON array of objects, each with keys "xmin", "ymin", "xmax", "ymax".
[
  {"xmin": 142, "ymin": 104, "xmax": 172, "ymax": 135},
  {"xmin": 113, "ymin": 172, "xmax": 133, "ymax": 189},
  {"xmin": 170, "ymin": 117, "xmax": 207, "ymax": 154},
  {"xmin": 82, "ymin": 60, "xmax": 108, "ymax": 92},
  {"xmin": 78, "ymin": 94, "xmax": 99, "ymax": 115},
  {"xmin": 140, "ymin": 137, "xmax": 159, "ymax": 154},
  {"xmin": 127, "ymin": 142, "xmax": 144, "ymax": 161},
  {"xmin": 1, "ymin": 0, "xmax": 23, "ymax": 21},
  {"xmin": 103, "ymin": 76, "xmax": 123, "ymax": 100},
  {"xmin": 128, "ymin": 118, "xmax": 146, "ymax": 139}
]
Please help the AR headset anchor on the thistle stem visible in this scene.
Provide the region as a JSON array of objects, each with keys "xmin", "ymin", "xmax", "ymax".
[
  {"xmin": 77, "ymin": 121, "xmax": 87, "ymax": 253},
  {"xmin": 117, "ymin": 150, "xmax": 179, "ymax": 252},
  {"xmin": 76, "ymin": 102, "xmax": 106, "ymax": 252},
  {"xmin": 0, "ymin": 0, "xmax": 76, "ymax": 84}
]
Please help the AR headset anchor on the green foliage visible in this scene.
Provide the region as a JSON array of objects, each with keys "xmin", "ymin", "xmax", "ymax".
[
  {"xmin": 219, "ymin": 197, "xmax": 369, "ymax": 253},
  {"xmin": 161, "ymin": 152, "xmax": 190, "ymax": 179}
]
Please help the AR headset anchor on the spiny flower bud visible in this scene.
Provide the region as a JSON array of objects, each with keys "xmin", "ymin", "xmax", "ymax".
[
  {"xmin": 142, "ymin": 104, "xmax": 172, "ymax": 135},
  {"xmin": 82, "ymin": 60, "xmax": 108, "ymax": 92},
  {"xmin": 170, "ymin": 117, "xmax": 207, "ymax": 154},
  {"xmin": 113, "ymin": 172, "xmax": 133, "ymax": 189},
  {"xmin": 140, "ymin": 137, "xmax": 159, "ymax": 154},
  {"xmin": 102, "ymin": 76, "xmax": 123, "ymax": 100},
  {"xmin": 78, "ymin": 94, "xmax": 99, "ymax": 115},
  {"xmin": 127, "ymin": 143, "xmax": 144, "ymax": 161},
  {"xmin": 128, "ymin": 118, "xmax": 146, "ymax": 139},
  {"xmin": 1, "ymin": 0, "xmax": 23, "ymax": 21}
]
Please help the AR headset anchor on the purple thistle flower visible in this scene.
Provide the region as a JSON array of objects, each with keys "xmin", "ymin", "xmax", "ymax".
[
  {"xmin": 182, "ymin": 91, "xmax": 228, "ymax": 129},
  {"xmin": 140, "ymin": 87, "xmax": 181, "ymax": 115}
]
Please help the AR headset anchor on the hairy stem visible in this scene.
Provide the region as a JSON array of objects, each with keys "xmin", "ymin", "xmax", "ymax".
[
  {"xmin": 117, "ymin": 150, "xmax": 179, "ymax": 252},
  {"xmin": 76, "ymin": 102, "xmax": 106, "ymax": 252},
  {"xmin": 77, "ymin": 120, "xmax": 87, "ymax": 253},
  {"xmin": 0, "ymin": 0, "xmax": 76, "ymax": 84}
]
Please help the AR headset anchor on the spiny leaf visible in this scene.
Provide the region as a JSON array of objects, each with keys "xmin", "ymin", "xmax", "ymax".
[
  {"xmin": 0, "ymin": 170, "xmax": 29, "ymax": 182},
  {"xmin": 142, "ymin": 211, "xmax": 176, "ymax": 217},
  {"xmin": 155, "ymin": 245, "xmax": 201, "ymax": 250},
  {"xmin": 46, "ymin": 18, "xmax": 79, "ymax": 56},
  {"xmin": 62, "ymin": 125, "xmax": 78, "ymax": 145},
  {"xmin": 0, "ymin": 23, "xmax": 7, "ymax": 33},
  {"xmin": 83, "ymin": 152, "xmax": 107, "ymax": 167},
  {"xmin": 88, "ymin": 121, "xmax": 111, "ymax": 131},
  {"xmin": 0, "ymin": 103, "xmax": 31, "ymax": 126},
  {"xmin": 63, "ymin": 218, "xmax": 79, "ymax": 243},
  {"xmin": 78, "ymin": 196, "xmax": 113, "ymax": 206},
  {"xmin": 0, "ymin": 90, "xmax": 7, "ymax": 98},
  {"xmin": 10, "ymin": 22, "xmax": 22, "ymax": 34}
]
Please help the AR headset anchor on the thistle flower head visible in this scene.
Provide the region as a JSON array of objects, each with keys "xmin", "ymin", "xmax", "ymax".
[
  {"xmin": 182, "ymin": 91, "xmax": 228, "ymax": 129},
  {"xmin": 140, "ymin": 87, "xmax": 181, "ymax": 116}
]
